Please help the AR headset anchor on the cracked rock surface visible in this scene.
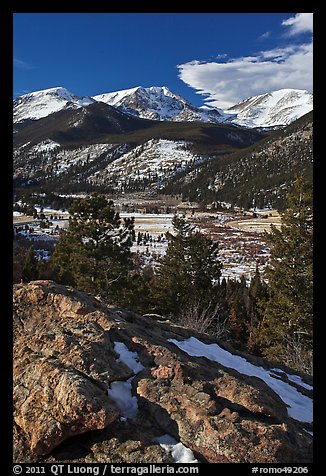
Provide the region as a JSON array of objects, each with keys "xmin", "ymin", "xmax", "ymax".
[{"xmin": 13, "ymin": 281, "xmax": 313, "ymax": 463}]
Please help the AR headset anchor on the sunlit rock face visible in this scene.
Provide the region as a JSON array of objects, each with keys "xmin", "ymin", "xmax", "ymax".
[{"xmin": 13, "ymin": 280, "xmax": 313, "ymax": 463}]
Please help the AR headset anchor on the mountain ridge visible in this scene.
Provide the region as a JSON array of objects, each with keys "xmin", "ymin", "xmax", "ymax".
[
  {"xmin": 13, "ymin": 87, "xmax": 95, "ymax": 123},
  {"xmin": 12, "ymin": 86, "xmax": 313, "ymax": 208},
  {"xmin": 13, "ymin": 103, "xmax": 264, "ymax": 193},
  {"xmin": 225, "ymin": 88, "xmax": 313, "ymax": 128},
  {"xmin": 14, "ymin": 85, "xmax": 313, "ymax": 129},
  {"xmin": 164, "ymin": 111, "xmax": 313, "ymax": 210},
  {"xmin": 93, "ymin": 85, "xmax": 224, "ymax": 123}
]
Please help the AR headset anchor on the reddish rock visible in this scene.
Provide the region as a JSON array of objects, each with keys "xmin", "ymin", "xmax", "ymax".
[
  {"xmin": 13, "ymin": 281, "xmax": 313, "ymax": 463},
  {"xmin": 14, "ymin": 360, "xmax": 118, "ymax": 455},
  {"xmin": 13, "ymin": 281, "xmax": 130, "ymax": 455}
]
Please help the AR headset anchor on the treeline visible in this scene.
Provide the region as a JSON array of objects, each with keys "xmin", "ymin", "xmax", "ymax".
[
  {"xmin": 14, "ymin": 178, "xmax": 313, "ymax": 374},
  {"xmin": 14, "ymin": 190, "xmax": 75, "ymax": 212}
]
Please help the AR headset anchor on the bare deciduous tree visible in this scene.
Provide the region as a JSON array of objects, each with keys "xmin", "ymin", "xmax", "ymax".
[
  {"xmin": 281, "ymin": 333, "xmax": 313, "ymax": 375},
  {"xmin": 176, "ymin": 301, "xmax": 229, "ymax": 340}
]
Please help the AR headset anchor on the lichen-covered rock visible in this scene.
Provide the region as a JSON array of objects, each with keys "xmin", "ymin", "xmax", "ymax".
[
  {"xmin": 134, "ymin": 355, "xmax": 310, "ymax": 463},
  {"xmin": 14, "ymin": 359, "xmax": 118, "ymax": 455},
  {"xmin": 13, "ymin": 281, "xmax": 313, "ymax": 463},
  {"xmin": 13, "ymin": 281, "xmax": 129, "ymax": 455}
]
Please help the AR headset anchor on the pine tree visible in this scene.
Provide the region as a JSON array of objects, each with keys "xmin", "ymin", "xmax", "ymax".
[
  {"xmin": 225, "ymin": 277, "xmax": 251, "ymax": 349},
  {"xmin": 258, "ymin": 176, "xmax": 313, "ymax": 362},
  {"xmin": 154, "ymin": 215, "xmax": 222, "ymax": 316},
  {"xmin": 22, "ymin": 246, "xmax": 38, "ymax": 282},
  {"xmin": 247, "ymin": 265, "xmax": 269, "ymax": 353},
  {"xmin": 51, "ymin": 194, "xmax": 135, "ymax": 304}
]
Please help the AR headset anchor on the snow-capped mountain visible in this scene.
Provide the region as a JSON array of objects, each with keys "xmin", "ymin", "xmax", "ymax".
[
  {"xmin": 93, "ymin": 86, "xmax": 223, "ymax": 123},
  {"xmin": 13, "ymin": 100, "xmax": 264, "ymax": 192},
  {"xmin": 13, "ymin": 87, "xmax": 95, "ymax": 123},
  {"xmin": 13, "ymin": 101, "xmax": 156, "ymax": 150},
  {"xmin": 13, "ymin": 82, "xmax": 312, "ymax": 203},
  {"xmin": 225, "ymin": 89, "xmax": 313, "ymax": 128},
  {"xmin": 13, "ymin": 86, "xmax": 313, "ymax": 129}
]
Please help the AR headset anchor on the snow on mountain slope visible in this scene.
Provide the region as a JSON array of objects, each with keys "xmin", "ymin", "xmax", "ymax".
[
  {"xmin": 89, "ymin": 139, "xmax": 203, "ymax": 190},
  {"xmin": 94, "ymin": 86, "xmax": 313, "ymax": 127},
  {"xmin": 93, "ymin": 86, "xmax": 223, "ymax": 123},
  {"xmin": 226, "ymin": 89, "xmax": 313, "ymax": 128},
  {"xmin": 14, "ymin": 138, "xmax": 203, "ymax": 191},
  {"xmin": 13, "ymin": 142, "xmax": 127, "ymax": 182},
  {"xmin": 13, "ymin": 86, "xmax": 313, "ymax": 128},
  {"xmin": 13, "ymin": 87, "xmax": 95, "ymax": 123},
  {"xmin": 94, "ymin": 87, "xmax": 140, "ymax": 108}
]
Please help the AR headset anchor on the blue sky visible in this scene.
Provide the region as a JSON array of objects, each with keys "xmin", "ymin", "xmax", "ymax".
[{"xmin": 13, "ymin": 13, "xmax": 313, "ymax": 108}]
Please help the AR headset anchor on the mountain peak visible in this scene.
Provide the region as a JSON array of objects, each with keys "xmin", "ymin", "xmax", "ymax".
[
  {"xmin": 20, "ymin": 87, "xmax": 77, "ymax": 101},
  {"xmin": 226, "ymin": 88, "xmax": 313, "ymax": 128},
  {"xmin": 13, "ymin": 87, "xmax": 95, "ymax": 123},
  {"xmin": 14, "ymin": 85, "xmax": 313, "ymax": 128},
  {"xmin": 93, "ymin": 85, "xmax": 221, "ymax": 122},
  {"xmin": 31, "ymin": 86, "xmax": 71, "ymax": 94}
]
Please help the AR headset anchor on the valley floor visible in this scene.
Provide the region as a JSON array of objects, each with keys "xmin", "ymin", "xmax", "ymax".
[
  {"xmin": 225, "ymin": 209, "xmax": 281, "ymax": 233},
  {"xmin": 13, "ymin": 197, "xmax": 280, "ymax": 282}
]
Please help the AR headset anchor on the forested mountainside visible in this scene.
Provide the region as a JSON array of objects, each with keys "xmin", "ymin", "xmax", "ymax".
[
  {"xmin": 13, "ymin": 101, "xmax": 264, "ymax": 194},
  {"xmin": 13, "ymin": 85, "xmax": 312, "ymax": 210},
  {"xmin": 164, "ymin": 112, "xmax": 313, "ymax": 210}
]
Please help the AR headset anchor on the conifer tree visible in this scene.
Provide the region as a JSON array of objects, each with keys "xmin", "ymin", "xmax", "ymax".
[
  {"xmin": 154, "ymin": 215, "xmax": 222, "ymax": 316},
  {"xmin": 247, "ymin": 265, "xmax": 269, "ymax": 353},
  {"xmin": 51, "ymin": 194, "xmax": 135, "ymax": 304},
  {"xmin": 258, "ymin": 176, "xmax": 313, "ymax": 362},
  {"xmin": 22, "ymin": 246, "xmax": 38, "ymax": 282}
]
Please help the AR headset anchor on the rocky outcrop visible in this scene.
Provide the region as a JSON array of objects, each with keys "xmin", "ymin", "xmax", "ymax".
[{"xmin": 13, "ymin": 281, "xmax": 313, "ymax": 463}]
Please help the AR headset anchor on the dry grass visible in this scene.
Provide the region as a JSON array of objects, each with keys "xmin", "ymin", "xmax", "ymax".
[
  {"xmin": 13, "ymin": 215, "xmax": 35, "ymax": 224},
  {"xmin": 226, "ymin": 210, "xmax": 282, "ymax": 233}
]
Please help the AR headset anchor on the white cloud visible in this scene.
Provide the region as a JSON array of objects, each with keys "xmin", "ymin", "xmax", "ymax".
[
  {"xmin": 258, "ymin": 31, "xmax": 271, "ymax": 41},
  {"xmin": 282, "ymin": 13, "xmax": 313, "ymax": 36},
  {"xmin": 14, "ymin": 58, "xmax": 36, "ymax": 70},
  {"xmin": 177, "ymin": 14, "xmax": 313, "ymax": 109}
]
